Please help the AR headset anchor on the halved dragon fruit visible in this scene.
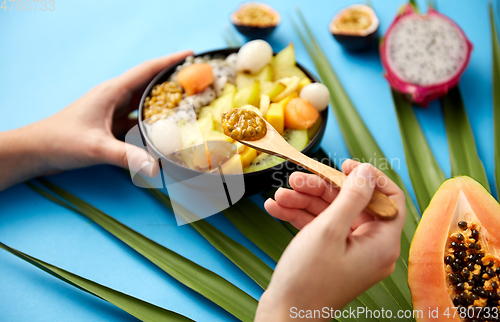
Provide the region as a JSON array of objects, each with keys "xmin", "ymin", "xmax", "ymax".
[{"xmin": 380, "ymin": 4, "xmax": 473, "ymax": 107}]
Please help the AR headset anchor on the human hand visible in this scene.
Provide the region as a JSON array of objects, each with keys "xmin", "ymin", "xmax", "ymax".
[
  {"xmin": 0, "ymin": 51, "xmax": 192, "ymax": 190},
  {"xmin": 255, "ymin": 160, "xmax": 406, "ymax": 321}
]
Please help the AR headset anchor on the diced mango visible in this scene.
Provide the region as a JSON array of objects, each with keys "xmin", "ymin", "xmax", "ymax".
[
  {"xmin": 266, "ymin": 94, "xmax": 296, "ymax": 134},
  {"xmin": 239, "ymin": 146, "xmax": 258, "ymax": 168}
]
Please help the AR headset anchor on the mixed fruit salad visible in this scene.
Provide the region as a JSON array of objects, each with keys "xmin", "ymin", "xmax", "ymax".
[{"xmin": 143, "ymin": 40, "xmax": 330, "ymax": 173}]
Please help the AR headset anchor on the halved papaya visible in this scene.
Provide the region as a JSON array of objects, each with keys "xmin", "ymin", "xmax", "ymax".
[{"xmin": 409, "ymin": 176, "xmax": 500, "ymax": 321}]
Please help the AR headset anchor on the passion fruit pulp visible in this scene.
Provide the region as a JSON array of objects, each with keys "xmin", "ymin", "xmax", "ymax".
[
  {"xmin": 231, "ymin": 2, "xmax": 280, "ymax": 39},
  {"xmin": 329, "ymin": 4, "xmax": 379, "ymax": 51}
]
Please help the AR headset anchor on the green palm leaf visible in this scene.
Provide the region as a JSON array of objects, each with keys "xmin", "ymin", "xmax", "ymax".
[
  {"xmin": 491, "ymin": 2, "xmax": 500, "ymax": 199},
  {"xmin": 30, "ymin": 180, "xmax": 258, "ymax": 322},
  {"xmin": 293, "ymin": 9, "xmax": 417, "ymax": 321},
  {"xmin": 0, "ymin": 242, "xmax": 194, "ymax": 322},
  {"xmin": 144, "ymin": 187, "xmax": 274, "ymax": 289},
  {"xmin": 441, "ymin": 87, "xmax": 490, "ymax": 191},
  {"xmin": 293, "ymin": 7, "xmax": 419, "ymax": 262},
  {"xmin": 222, "ymin": 198, "xmax": 294, "ymax": 262},
  {"xmin": 392, "ymin": 90, "xmax": 446, "ymax": 211}
]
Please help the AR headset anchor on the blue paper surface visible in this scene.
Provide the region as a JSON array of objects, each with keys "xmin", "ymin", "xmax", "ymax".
[{"xmin": 0, "ymin": 0, "xmax": 496, "ymax": 320}]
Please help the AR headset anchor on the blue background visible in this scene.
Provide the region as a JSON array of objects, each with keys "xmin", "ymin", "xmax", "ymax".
[{"xmin": 0, "ymin": 0, "xmax": 497, "ymax": 321}]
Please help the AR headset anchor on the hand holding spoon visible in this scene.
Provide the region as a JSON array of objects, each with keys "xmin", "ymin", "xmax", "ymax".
[{"xmin": 222, "ymin": 109, "xmax": 398, "ymax": 220}]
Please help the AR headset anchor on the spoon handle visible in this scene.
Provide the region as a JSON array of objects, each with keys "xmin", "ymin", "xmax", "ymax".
[{"xmin": 275, "ymin": 148, "xmax": 398, "ymax": 220}]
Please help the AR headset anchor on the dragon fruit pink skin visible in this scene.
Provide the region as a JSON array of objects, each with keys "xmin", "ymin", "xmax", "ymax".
[{"xmin": 380, "ymin": 4, "xmax": 473, "ymax": 107}]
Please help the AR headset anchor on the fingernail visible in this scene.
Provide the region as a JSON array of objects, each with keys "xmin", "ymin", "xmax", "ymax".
[
  {"xmin": 357, "ymin": 164, "xmax": 374, "ymax": 182},
  {"xmin": 141, "ymin": 161, "xmax": 149, "ymax": 170}
]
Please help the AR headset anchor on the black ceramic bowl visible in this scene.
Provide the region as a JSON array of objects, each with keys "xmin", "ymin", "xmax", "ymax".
[{"xmin": 138, "ymin": 48, "xmax": 328, "ymax": 196}]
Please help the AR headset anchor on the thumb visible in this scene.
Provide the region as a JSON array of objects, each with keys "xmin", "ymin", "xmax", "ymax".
[
  {"xmin": 103, "ymin": 138, "xmax": 160, "ymax": 177},
  {"xmin": 318, "ymin": 163, "xmax": 376, "ymax": 238}
]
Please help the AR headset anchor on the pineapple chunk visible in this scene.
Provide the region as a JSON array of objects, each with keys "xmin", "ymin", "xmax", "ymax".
[
  {"xmin": 273, "ymin": 76, "xmax": 301, "ymax": 102},
  {"xmin": 260, "ymin": 94, "xmax": 270, "ymax": 117},
  {"xmin": 234, "ymin": 81, "xmax": 260, "ymax": 108},
  {"xmin": 236, "ymin": 65, "xmax": 272, "ymax": 89},
  {"xmin": 298, "ymin": 78, "xmax": 312, "ymax": 92}
]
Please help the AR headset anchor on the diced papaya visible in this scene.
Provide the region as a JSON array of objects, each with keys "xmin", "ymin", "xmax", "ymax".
[
  {"xmin": 266, "ymin": 94, "xmax": 296, "ymax": 134},
  {"xmin": 177, "ymin": 63, "xmax": 214, "ymax": 96},
  {"xmin": 284, "ymin": 98, "xmax": 320, "ymax": 130}
]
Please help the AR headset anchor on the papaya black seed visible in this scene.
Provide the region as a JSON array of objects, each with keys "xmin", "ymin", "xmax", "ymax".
[
  {"xmin": 445, "ymin": 255, "xmax": 453, "ymax": 265},
  {"xmin": 488, "ymin": 261, "xmax": 494, "ymax": 267},
  {"xmin": 492, "ymin": 282, "xmax": 498, "ymax": 289},
  {"xmin": 459, "ymin": 292, "xmax": 469, "ymax": 301},
  {"xmin": 477, "ymin": 253, "xmax": 485, "ymax": 259},
  {"xmin": 449, "ymin": 273, "xmax": 458, "ymax": 283},
  {"xmin": 452, "ymin": 262, "xmax": 460, "ymax": 272},
  {"xmin": 457, "ymin": 234, "xmax": 464, "ymax": 241},
  {"xmin": 462, "ymin": 268, "xmax": 470, "ymax": 278},
  {"xmin": 471, "ymin": 293, "xmax": 479, "ymax": 301},
  {"xmin": 458, "ymin": 221, "xmax": 467, "ymax": 229},
  {"xmin": 468, "ymin": 262, "xmax": 476, "ymax": 271},
  {"xmin": 453, "ymin": 296, "xmax": 461, "ymax": 306},
  {"xmin": 468, "ymin": 279, "xmax": 475, "ymax": 287},
  {"xmin": 458, "ymin": 251, "xmax": 467, "ymax": 259},
  {"xmin": 456, "ymin": 283, "xmax": 465, "ymax": 291},
  {"xmin": 475, "ymin": 243, "xmax": 481, "ymax": 251},
  {"xmin": 487, "ymin": 268, "xmax": 495, "ymax": 277},
  {"xmin": 458, "ymin": 243, "xmax": 467, "ymax": 250},
  {"xmin": 472, "ymin": 229, "xmax": 479, "ymax": 239},
  {"xmin": 473, "ymin": 274, "xmax": 482, "ymax": 283},
  {"xmin": 468, "ymin": 254, "xmax": 476, "ymax": 262},
  {"xmin": 479, "ymin": 290, "xmax": 488, "ymax": 298},
  {"xmin": 469, "ymin": 243, "xmax": 477, "ymax": 249},
  {"xmin": 476, "ymin": 259, "xmax": 483, "ymax": 265},
  {"xmin": 451, "ymin": 241, "xmax": 458, "ymax": 249}
]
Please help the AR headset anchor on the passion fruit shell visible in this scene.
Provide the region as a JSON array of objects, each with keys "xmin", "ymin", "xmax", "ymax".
[
  {"xmin": 231, "ymin": 2, "xmax": 280, "ymax": 39},
  {"xmin": 329, "ymin": 4, "xmax": 379, "ymax": 51}
]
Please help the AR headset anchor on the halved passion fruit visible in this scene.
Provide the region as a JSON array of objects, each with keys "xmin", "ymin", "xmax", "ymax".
[
  {"xmin": 231, "ymin": 2, "xmax": 280, "ymax": 39},
  {"xmin": 329, "ymin": 4, "xmax": 379, "ymax": 51},
  {"xmin": 409, "ymin": 177, "xmax": 500, "ymax": 321}
]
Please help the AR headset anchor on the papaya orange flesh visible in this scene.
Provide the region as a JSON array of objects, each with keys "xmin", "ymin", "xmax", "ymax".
[
  {"xmin": 284, "ymin": 98, "xmax": 320, "ymax": 130},
  {"xmin": 409, "ymin": 176, "xmax": 500, "ymax": 321},
  {"xmin": 177, "ymin": 63, "xmax": 214, "ymax": 96}
]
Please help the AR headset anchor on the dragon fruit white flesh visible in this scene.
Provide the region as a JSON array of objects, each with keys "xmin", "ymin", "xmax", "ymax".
[{"xmin": 380, "ymin": 4, "xmax": 473, "ymax": 107}]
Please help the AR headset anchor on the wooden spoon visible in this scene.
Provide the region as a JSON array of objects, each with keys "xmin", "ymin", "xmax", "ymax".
[{"xmin": 237, "ymin": 120, "xmax": 398, "ymax": 220}]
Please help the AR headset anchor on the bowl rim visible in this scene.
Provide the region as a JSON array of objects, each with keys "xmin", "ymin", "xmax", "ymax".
[{"xmin": 138, "ymin": 47, "xmax": 328, "ymax": 178}]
